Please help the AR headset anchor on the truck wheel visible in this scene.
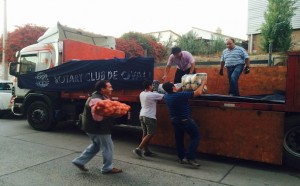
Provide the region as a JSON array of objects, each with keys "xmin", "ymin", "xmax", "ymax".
[
  {"xmin": 27, "ymin": 101, "xmax": 54, "ymax": 131},
  {"xmin": 283, "ymin": 116, "xmax": 300, "ymax": 169}
]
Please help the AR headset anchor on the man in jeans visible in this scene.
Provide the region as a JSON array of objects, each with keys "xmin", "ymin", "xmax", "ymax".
[
  {"xmin": 219, "ymin": 38, "xmax": 250, "ymax": 96},
  {"xmin": 162, "ymin": 76, "xmax": 207, "ymax": 167},
  {"xmin": 72, "ymin": 80, "xmax": 122, "ymax": 174}
]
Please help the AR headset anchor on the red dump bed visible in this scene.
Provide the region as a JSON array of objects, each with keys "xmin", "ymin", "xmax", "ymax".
[
  {"xmin": 60, "ymin": 39, "xmax": 126, "ymax": 100},
  {"xmin": 62, "ymin": 39, "xmax": 125, "ymax": 63}
]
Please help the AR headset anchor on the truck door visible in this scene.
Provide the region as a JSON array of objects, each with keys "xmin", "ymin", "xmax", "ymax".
[
  {"xmin": 37, "ymin": 52, "xmax": 52, "ymax": 71},
  {"xmin": 15, "ymin": 53, "xmax": 39, "ymax": 97},
  {"xmin": 15, "ymin": 51, "xmax": 52, "ymax": 96}
]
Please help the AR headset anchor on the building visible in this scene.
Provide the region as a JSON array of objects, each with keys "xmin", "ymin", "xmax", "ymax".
[
  {"xmin": 248, "ymin": 0, "xmax": 300, "ymax": 53},
  {"xmin": 146, "ymin": 30, "xmax": 180, "ymax": 46},
  {"xmin": 191, "ymin": 27, "xmax": 245, "ymax": 43},
  {"xmin": 148, "ymin": 27, "xmax": 245, "ymax": 47}
]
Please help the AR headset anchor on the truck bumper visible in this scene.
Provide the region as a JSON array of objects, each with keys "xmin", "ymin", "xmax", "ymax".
[{"xmin": 11, "ymin": 103, "xmax": 23, "ymax": 116}]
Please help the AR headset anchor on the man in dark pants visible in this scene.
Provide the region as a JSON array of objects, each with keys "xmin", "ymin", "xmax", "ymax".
[
  {"xmin": 162, "ymin": 76, "xmax": 207, "ymax": 167},
  {"xmin": 162, "ymin": 47, "xmax": 196, "ymax": 84}
]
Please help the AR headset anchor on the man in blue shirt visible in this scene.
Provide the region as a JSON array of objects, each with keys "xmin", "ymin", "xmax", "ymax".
[
  {"xmin": 162, "ymin": 76, "xmax": 207, "ymax": 167},
  {"xmin": 219, "ymin": 38, "xmax": 250, "ymax": 96}
]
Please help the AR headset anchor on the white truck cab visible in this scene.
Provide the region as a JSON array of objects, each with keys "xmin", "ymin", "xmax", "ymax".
[{"xmin": 8, "ymin": 22, "xmax": 124, "ymax": 131}]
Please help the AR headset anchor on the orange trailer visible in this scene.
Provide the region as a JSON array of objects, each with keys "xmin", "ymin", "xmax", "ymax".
[{"xmin": 148, "ymin": 52, "xmax": 300, "ymax": 169}]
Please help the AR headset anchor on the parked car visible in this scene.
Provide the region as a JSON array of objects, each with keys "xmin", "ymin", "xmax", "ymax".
[{"xmin": 0, "ymin": 80, "xmax": 13, "ymax": 118}]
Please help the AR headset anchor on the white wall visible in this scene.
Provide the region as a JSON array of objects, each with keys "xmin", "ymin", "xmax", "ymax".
[{"xmin": 248, "ymin": 0, "xmax": 300, "ymax": 34}]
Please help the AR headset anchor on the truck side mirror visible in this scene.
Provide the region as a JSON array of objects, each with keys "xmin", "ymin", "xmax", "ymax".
[
  {"xmin": 15, "ymin": 51, "xmax": 20, "ymax": 58},
  {"xmin": 9, "ymin": 62, "xmax": 19, "ymax": 77}
]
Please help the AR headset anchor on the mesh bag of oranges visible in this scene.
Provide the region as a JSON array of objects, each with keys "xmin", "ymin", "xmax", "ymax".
[{"xmin": 93, "ymin": 99, "xmax": 131, "ymax": 117}]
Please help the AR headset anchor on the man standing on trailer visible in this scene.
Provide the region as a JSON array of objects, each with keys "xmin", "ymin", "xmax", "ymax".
[{"xmin": 219, "ymin": 38, "xmax": 250, "ymax": 96}]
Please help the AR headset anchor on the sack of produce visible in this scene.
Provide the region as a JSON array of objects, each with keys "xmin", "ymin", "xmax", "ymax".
[
  {"xmin": 181, "ymin": 73, "xmax": 207, "ymax": 92},
  {"xmin": 93, "ymin": 99, "xmax": 131, "ymax": 117}
]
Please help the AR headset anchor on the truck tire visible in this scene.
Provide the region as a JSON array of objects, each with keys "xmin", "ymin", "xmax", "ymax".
[
  {"xmin": 283, "ymin": 116, "xmax": 300, "ymax": 169},
  {"xmin": 27, "ymin": 101, "xmax": 55, "ymax": 131}
]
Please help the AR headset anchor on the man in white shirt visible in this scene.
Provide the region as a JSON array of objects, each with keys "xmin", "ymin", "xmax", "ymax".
[{"xmin": 133, "ymin": 80, "xmax": 164, "ymax": 157}]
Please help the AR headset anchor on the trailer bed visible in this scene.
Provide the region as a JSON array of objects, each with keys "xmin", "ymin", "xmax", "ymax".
[{"xmin": 196, "ymin": 93, "xmax": 285, "ymax": 104}]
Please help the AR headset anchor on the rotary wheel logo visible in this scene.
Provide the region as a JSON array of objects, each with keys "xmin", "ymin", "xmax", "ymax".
[{"xmin": 35, "ymin": 72, "xmax": 49, "ymax": 88}]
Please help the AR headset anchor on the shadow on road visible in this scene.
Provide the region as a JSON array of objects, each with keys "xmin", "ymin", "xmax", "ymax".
[{"xmin": 0, "ymin": 113, "xmax": 25, "ymax": 120}]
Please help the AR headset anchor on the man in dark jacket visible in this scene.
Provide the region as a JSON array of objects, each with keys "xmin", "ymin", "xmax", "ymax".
[{"xmin": 72, "ymin": 80, "xmax": 122, "ymax": 174}]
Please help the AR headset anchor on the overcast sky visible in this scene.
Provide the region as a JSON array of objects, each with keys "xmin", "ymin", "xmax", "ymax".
[{"xmin": 0, "ymin": 0, "xmax": 248, "ymax": 39}]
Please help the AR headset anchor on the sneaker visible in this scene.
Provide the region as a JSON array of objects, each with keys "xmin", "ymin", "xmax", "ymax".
[
  {"xmin": 102, "ymin": 167, "xmax": 123, "ymax": 174},
  {"xmin": 144, "ymin": 151, "xmax": 157, "ymax": 157},
  {"xmin": 72, "ymin": 162, "xmax": 89, "ymax": 172},
  {"xmin": 187, "ymin": 159, "xmax": 200, "ymax": 167},
  {"xmin": 178, "ymin": 158, "xmax": 188, "ymax": 164},
  {"xmin": 133, "ymin": 148, "xmax": 144, "ymax": 158}
]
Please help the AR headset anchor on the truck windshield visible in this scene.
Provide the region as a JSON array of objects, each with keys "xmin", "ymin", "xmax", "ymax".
[{"xmin": 19, "ymin": 54, "xmax": 38, "ymax": 75}]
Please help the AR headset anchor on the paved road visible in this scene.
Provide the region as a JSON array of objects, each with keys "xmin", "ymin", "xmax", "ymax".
[{"xmin": 0, "ymin": 117, "xmax": 299, "ymax": 186}]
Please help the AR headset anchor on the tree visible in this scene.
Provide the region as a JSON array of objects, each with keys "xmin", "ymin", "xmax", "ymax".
[
  {"xmin": 116, "ymin": 38, "xmax": 144, "ymax": 58},
  {"xmin": 175, "ymin": 31, "xmax": 207, "ymax": 55},
  {"xmin": 260, "ymin": 0, "xmax": 297, "ymax": 52},
  {"xmin": 208, "ymin": 35, "xmax": 226, "ymax": 55},
  {"xmin": 116, "ymin": 32, "xmax": 166, "ymax": 62},
  {"xmin": 154, "ymin": 33, "xmax": 176, "ymax": 58},
  {"xmin": 0, "ymin": 24, "xmax": 47, "ymax": 62}
]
